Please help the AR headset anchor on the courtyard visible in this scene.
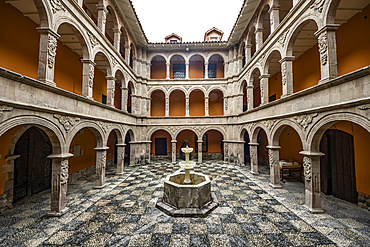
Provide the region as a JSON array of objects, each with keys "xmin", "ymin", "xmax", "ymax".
[{"xmin": 0, "ymin": 161, "xmax": 369, "ymax": 246}]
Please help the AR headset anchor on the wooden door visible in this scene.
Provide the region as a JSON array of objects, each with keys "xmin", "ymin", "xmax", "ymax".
[
  {"xmin": 155, "ymin": 138, "xmax": 167, "ymax": 155},
  {"xmin": 320, "ymin": 129, "xmax": 357, "ymax": 203}
]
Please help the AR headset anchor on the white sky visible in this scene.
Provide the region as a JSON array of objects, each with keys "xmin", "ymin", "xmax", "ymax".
[{"xmin": 130, "ymin": 0, "xmax": 244, "ymax": 43}]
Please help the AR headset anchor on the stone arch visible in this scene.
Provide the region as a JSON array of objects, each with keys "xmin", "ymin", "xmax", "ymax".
[
  {"xmin": 34, "ymin": 0, "xmax": 52, "ymax": 28},
  {"xmin": 65, "ymin": 121, "xmax": 105, "ymax": 149},
  {"xmin": 250, "ymin": 123, "xmax": 269, "ymax": 144},
  {"xmin": 239, "ymin": 79, "xmax": 248, "ymax": 94},
  {"xmin": 92, "ymin": 49, "xmax": 113, "ymax": 76},
  {"xmin": 124, "ymin": 127, "xmax": 135, "ymax": 141},
  {"xmin": 174, "ymin": 127, "xmax": 201, "ymax": 139},
  {"xmin": 257, "ymin": 3, "xmax": 272, "ymax": 43},
  {"xmin": 104, "ymin": 125, "xmax": 124, "ymax": 145},
  {"xmin": 146, "ymin": 127, "xmax": 175, "ymax": 141},
  {"xmin": 168, "ymin": 86, "xmax": 187, "ymax": 97},
  {"xmin": 263, "ymin": 48, "xmax": 284, "ymax": 75},
  {"xmin": 206, "ymin": 85, "xmax": 226, "ymax": 97},
  {"xmin": 270, "ymin": 119, "xmax": 306, "ymax": 147},
  {"xmin": 148, "ymin": 86, "xmax": 167, "ymax": 98},
  {"xmin": 248, "ymin": 65, "xmax": 263, "ymax": 85},
  {"xmin": 189, "ymin": 53, "xmax": 206, "ymax": 62},
  {"xmin": 188, "ymin": 86, "xmax": 207, "ymax": 96},
  {"xmin": 148, "ymin": 53, "xmax": 168, "ymax": 63},
  {"xmin": 206, "ymin": 52, "xmax": 227, "ymax": 64},
  {"xmin": 200, "ymin": 126, "xmax": 226, "ymax": 140},
  {"xmin": 169, "ymin": 53, "xmax": 186, "ymax": 62},
  {"xmin": 127, "ymin": 80, "xmax": 136, "ymax": 94},
  {"xmin": 307, "ymin": 113, "xmax": 370, "ymax": 152}
]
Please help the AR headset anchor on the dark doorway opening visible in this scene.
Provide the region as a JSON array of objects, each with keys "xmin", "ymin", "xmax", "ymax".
[
  {"xmin": 320, "ymin": 129, "xmax": 357, "ymax": 203},
  {"xmin": 244, "ymin": 134, "xmax": 250, "ymax": 165},
  {"xmin": 13, "ymin": 127, "xmax": 52, "ymax": 202},
  {"xmin": 124, "ymin": 134, "xmax": 131, "ymax": 166},
  {"xmin": 155, "ymin": 138, "xmax": 167, "ymax": 155}
]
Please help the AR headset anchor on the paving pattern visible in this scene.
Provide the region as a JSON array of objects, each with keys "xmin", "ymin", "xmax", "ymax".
[{"xmin": 0, "ymin": 160, "xmax": 369, "ymax": 246}]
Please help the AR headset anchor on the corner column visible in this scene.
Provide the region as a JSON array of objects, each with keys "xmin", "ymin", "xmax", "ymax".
[
  {"xmin": 81, "ymin": 59, "xmax": 95, "ymax": 99},
  {"xmin": 116, "ymin": 143, "xmax": 126, "ymax": 175},
  {"xmin": 47, "ymin": 153, "xmax": 73, "ymax": 216},
  {"xmin": 171, "ymin": 140, "xmax": 177, "ymax": 164},
  {"xmin": 36, "ymin": 28, "xmax": 60, "ymax": 86},
  {"xmin": 197, "ymin": 140, "xmax": 203, "ymax": 164},
  {"xmin": 280, "ymin": 56, "xmax": 294, "ymax": 97},
  {"xmin": 259, "ymin": 74, "xmax": 269, "ymax": 105},
  {"xmin": 94, "ymin": 147, "xmax": 109, "ymax": 189},
  {"xmin": 269, "ymin": 6, "xmax": 280, "ymax": 33},
  {"xmin": 267, "ymin": 146, "xmax": 282, "ymax": 188},
  {"xmin": 249, "ymin": 143, "xmax": 259, "ymax": 174},
  {"xmin": 106, "ymin": 76, "xmax": 116, "ymax": 107},
  {"xmin": 299, "ymin": 151, "xmax": 325, "ymax": 213}
]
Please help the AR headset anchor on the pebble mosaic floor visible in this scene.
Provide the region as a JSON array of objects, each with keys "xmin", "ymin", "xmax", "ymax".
[{"xmin": 0, "ymin": 160, "xmax": 369, "ymax": 246}]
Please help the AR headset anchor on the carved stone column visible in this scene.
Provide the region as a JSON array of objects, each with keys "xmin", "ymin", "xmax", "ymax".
[
  {"xmin": 247, "ymin": 85, "xmax": 254, "ymax": 110},
  {"xmin": 246, "ymin": 44, "xmax": 252, "ymax": 62},
  {"xmin": 223, "ymin": 97, "xmax": 227, "ymax": 116},
  {"xmin": 267, "ymin": 146, "xmax": 282, "ymax": 188},
  {"xmin": 81, "ymin": 59, "xmax": 95, "ymax": 99},
  {"xmin": 116, "ymin": 143, "xmax": 125, "ymax": 175},
  {"xmin": 166, "ymin": 62, "xmax": 170, "ymax": 79},
  {"xmin": 94, "ymin": 147, "xmax": 109, "ymax": 189},
  {"xmin": 280, "ymin": 56, "xmax": 294, "ymax": 97},
  {"xmin": 106, "ymin": 76, "xmax": 116, "ymax": 107},
  {"xmin": 204, "ymin": 62, "xmax": 209, "ymax": 79},
  {"xmin": 2, "ymin": 155, "xmax": 20, "ymax": 208},
  {"xmin": 249, "ymin": 143, "xmax": 259, "ymax": 174},
  {"xmin": 269, "ymin": 6, "xmax": 280, "ymax": 33},
  {"xmin": 97, "ymin": 4, "xmax": 107, "ymax": 34},
  {"xmin": 124, "ymin": 44, "xmax": 130, "ymax": 62},
  {"xmin": 197, "ymin": 140, "xmax": 203, "ymax": 164},
  {"xmin": 315, "ymin": 25, "xmax": 339, "ymax": 83},
  {"xmin": 171, "ymin": 140, "xmax": 177, "ymax": 164},
  {"xmin": 255, "ymin": 28, "xmax": 264, "ymax": 50},
  {"xmin": 185, "ymin": 62, "xmax": 190, "ymax": 79},
  {"xmin": 121, "ymin": 87, "xmax": 128, "ymax": 112},
  {"xmin": 299, "ymin": 151, "xmax": 325, "ymax": 213},
  {"xmin": 113, "ymin": 28, "xmax": 121, "ymax": 51},
  {"xmin": 47, "ymin": 153, "xmax": 73, "ymax": 216},
  {"xmin": 165, "ymin": 97, "xmax": 170, "ymax": 117},
  {"xmin": 204, "ymin": 96, "xmax": 209, "ymax": 116},
  {"xmin": 185, "ymin": 96, "xmax": 190, "ymax": 117},
  {"xmin": 36, "ymin": 28, "xmax": 60, "ymax": 86},
  {"xmin": 259, "ymin": 74, "xmax": 269, "ymax": 105}
]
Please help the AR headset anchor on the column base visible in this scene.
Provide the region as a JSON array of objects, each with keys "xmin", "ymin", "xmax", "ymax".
[
  {"xmin": 304, "ymin": 204, "xmax": 324, "ymax": 214},
  {"xmin": 39, "ymin": 79, "xmax": 56, "ymax": 87},
  {"xmin": 250, "ymin": 171, "xmax": 259, "ymax": 175},
  {"xmin": 172, "ymin": 161, "xmax": 177, "ymax": 164},
  {"xmin": 116, "ymin": 172, "xmax": 124, "ymax": 175},
  {"xmin": 48, "ymin": 207, "xmax": 69, "ymax": 217},
  {"xmin": 269, "ymin": 183, "xmax": 283, "ymax": 189},
  {"xmin": 94, "ymin": 184, "xmax": 106, "ymax": 189},
  {"xmin": 318, "ymin": 77, "xmax": 335, "ymax": 85}
]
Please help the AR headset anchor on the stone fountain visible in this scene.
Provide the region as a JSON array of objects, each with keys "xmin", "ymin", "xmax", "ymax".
[{"xmin": 156, "ymin": 145, "xmax": 218, "ymax": 217}]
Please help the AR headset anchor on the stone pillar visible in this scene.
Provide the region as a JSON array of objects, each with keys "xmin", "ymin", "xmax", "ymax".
[
  {"xmin": 122, "ymin": 87, "xmax": 128, "ymax": 112},
  {"xmin": 106, "ymin": 76, "xmax": 116, "ymax": 107},
  {"xmin": 47, "ymin": 153, "xmax": 73, "ymax": 216},
  {"xmin": 141, "ymin": 48, "xmax": 147, "ymax": 77},
  {"xmin": 185, "ymin": 62, "xmax": 190, "ymax": 79},
  {"xmin": 280, "ymin": 56, "xmax": 294, "ymax": 97},
  {"xmin": 259, "ymin": 74, "xmax": 269, "ymax": 105},
  {"xmin": 299, "ymin": 151, "xmax": 325, "ymax": 213},
  {"xmin": 97, "ymin": 4, "xmax": 107, "ymax": 34},
  {"xmin": 36, "ymin": 28, "xmax": 60, "ymax": 86},
  {"xmin": 269, "ymin": 6, "xmax": 280, "ymax": 33},
  {"xmin": 113, "ymin": 28, "xmax": 121, "ymax": 51},
  {"xmin": 255, "ymin": 28, "xmax": 264, "ymax": 50},
  {"xmin": 2, "ymin": 155, "xmax": 20, "ymax": 208},
  {"xmin": 166, "ymin": 62, "xmax": 170, "ymax": 79},
  {"xmin": 124, "ymin": 45, "xmax": 130, "ymax": 62},
  {"xmin": 267, "ymin": 146, "xmax": 282, "ymax": 188},
  {"xmin": 247, "ymin": 85, "xmax": 254, "ymax": 110},
  {"xmin": 165, "ymin": 97, "xmax": 170, "ymax": 117},
  {"xmin": 116, "ymin": 143, "xmax": 125, "ymax": 175},
  {"xmin": 315, "ymin": 25, "xmax": 339, "ymax": 83},
  {"xmin": 223, "ymin": 97, "xmax": 227, "ymax": 116},
  {"xmin": 249, "ymin": 143, "xmax": 259, "ymax": 174},
  {"xmin": 171, "ymin": 140, "xmax": 177, "ymax": 164},
  {"xmin": 94, "ymin": 147, "xmax": 109, "ymax": 189},
  {"xmin": 204, "ymin": 96, "xmax": 209, "ymax": 116},
  {"xmin": 185, "ymin": 96, "xmax": 190, "ymax": 117},
  {"xmin": 197, "ymin": 140, "xmax": 203, "ymax": 164},
  {"xmin": 81, "ymin": 59, "xmax": 95, "ymax": 99},
  {"xmin": 246, "ymin": 44, "xmax": 252, "ymax": 62},
  {"xmin": 204, "ymin": 62, "xmax": 209, "ymax": 79}
]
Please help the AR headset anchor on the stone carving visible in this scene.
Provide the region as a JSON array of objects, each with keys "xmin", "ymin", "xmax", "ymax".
[
  {"xmin": 318, "ymin": 31, "xmax": 328, "ymax": 66},
  {"xmin": 184, "ymin": 85, "xmax": 191, "ymax": 91},
  {"xmin": 60, "ymin": 159, "xmax": 69, "ymax": 184},
  {"xmin": 101, "ymin": 151, "xmax": 107, "ymax": 169},
  {"xmin": 310, "ymin": 0, "xmax": 325, "ymax": 13},
  {"xmin": 294, "ymin": 113, "xmax": 318, "ymax": 130},
  {"xmin": 47, "ymin": 35, "xmax": 57, "ymax": 69},
  {"xmin": 281, "ymin": 62, "xmax": 287, "ymax": 86},
  {"xmin": 250, "ymin": 146, "xmax": 257, "ymax": 158},
  {"xmin": 111, "ymin": 56, "xmax": 117, "ymax": 66},
  {"xmin": 303, "ymin": 156, "xmax": 311, "ymax": 181},
  {"xmin": 258, "ymin": 53, "xmax": 265, "ymax": 66},
  {"xmin": 118, "ymin": 148, "xmax": 125, "ymax": 159},
  {"xmin": 263, "ymin": 119, "xmax": 277, "ymax": 130},
  {"xmin": 225, "ymin": 99, "xmax": 228, "ymax": 111},
  {"xmin": 278, "ymin": 29, "xmax": 289, "ymax": 47},
  {"xmin": 135, "ymin": 101, "xmax": 139, "ymax": 111},
  {"xmin": 358, "ymin": 104, "xmax": 370, "ymax": 110},
  {"xmin": 268, "ymin": 150, "xmax": 276, "ymax": 167},
  {"xmin": 87, "ymin": 32, "xmax": 99, "ymax": 48},
  {"xmin": 54, "ymin": 114, "xmax": 80, "ymax": 132},
  {"xmin": 50, "ymin": 0, "xmax": 65, "ymax": 13},
  {"xmin": 168, "ymin": 126, "xmax": 180, "ymax": 134},
  {"xmin": 88, "ymin": 64, "xmax": 94, "ymax": 87},
  {"xmin": 0, "ymin": 106, "xmax": 13, "ymax": 121},
  {"xmin": 204, "ymin": 85, "xmax": 210, "ymax": 91},
  {"xmin": 102, "ymin": 10, "xmax": 107, "ymax": 25},
  {"xmin": 146, "ymin": 101, "xmax": 150, "ymax": 112},
  {"xmin": 164, "ymin": 85, "xmax": 171, "ymax": 91},
  {"xmin": 99, "ymin": 122, "xmax": 111, "ymax": 133}
]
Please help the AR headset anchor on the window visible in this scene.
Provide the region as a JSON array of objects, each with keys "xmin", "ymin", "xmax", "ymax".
[
  {"xmin": 210, "ymin": 37, "xmax": 218, "ymax": 41},
  {"xmin": 173, "ymin": 63, "xmax": 185, "ymax": 79},
  {"xmin": 170, "ymin": 40, "xmax": 178, "ymax": 44},
  {"xmin": 102, "ymin": 94, "xmax": 107, "ymax": 104},
  {"xmin": 208, "ymin": 63, "xmax": 217, "ymax": 78}
]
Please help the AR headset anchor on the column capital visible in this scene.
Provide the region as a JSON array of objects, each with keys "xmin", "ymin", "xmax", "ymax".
[
  {"xmin": 279, "ymin": 56, "xmax": 295, "ymax": 63},
  {"xmin": 314, "ymin": 24, "xmax": 340, "ymax": 36},
  {"xmin": 105, "ymin": 76, "xmax": 116, "ymax": 81},
  {"xmin": 249, "ymin": 142, "xmax": 259, "ymax": 146},
  {"xmin": 197, "ymin": 140, "xmax": 203, "ymax": 143},
  {"xmin": 299, "ymin": 151, "xmax": 325, "ymax": 157},
  {"xmin": 204, "ymin": 62, "xmax": 209, "ymax": 65},
  {"xmin": 47, "ymin": 153, "xmax": 74, "ymax": 159},
  {"xmin": 266, "ymin": 145, "xmax": 281, "ymax": 150},
  {"xmin": 80, "ymin": 59, "xmax": 96, "ymax": 66},
  {"xmin": 36, "ymin": 27, "xmax": 60, "ymax": 39},
  {"xmin": 259, "ymin": 74, "xmax": 270, "ymax": 79},
  {"xmin": 94, "ymin": 146, "xmax": 109, "ymax": 151},
  {"xmin": 171, "ymin": 140, "xmax": 177, "ymax": 143},
  {"xmin": 255, "ymin": 28, "xmax": 264, "ymax": 33},
  {"xmin": 113, "ymin": 27, "xmax": 121, "ymax": 34},
  {"xmin": 5, "ymin": 154, "xmax": 20, "ymax": 161},
  {"xmin": 116, "ymin": 143, "xmax": 126, "ymax": 147}
]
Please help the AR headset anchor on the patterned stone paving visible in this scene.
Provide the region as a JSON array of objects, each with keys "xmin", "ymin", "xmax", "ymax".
[{"xmin": 0, "ymin": 160, "xmax": 369, "ymax": 246}]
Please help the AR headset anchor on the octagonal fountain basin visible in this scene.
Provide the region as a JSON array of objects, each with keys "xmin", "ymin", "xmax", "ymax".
[{"xmin": 156, "ymin": 171, "xmax": 218, "ymax": 217}]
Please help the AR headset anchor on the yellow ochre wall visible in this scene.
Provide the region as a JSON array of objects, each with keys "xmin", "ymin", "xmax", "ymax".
[
  {"xmin": 328, "ymin": 121, "xmax": 370, "ymax": 196},
  {"xmin": 209, "ymin": 90, "xmax": 223, "ymax": 116},
  {"xmin": 151, "ymin": 61, "xmax": 166, "ymax": 79},
  {"xmin": 93, "ymin": 68, "xmax": 107, "ymax": 103},
  {"xmin": 177, "ymin": 130, "xmax": 196, "ymax": 153},
  {"xmin": 151, "ymin": 90, "xmax": 165, "ymax": 116},
  {"xmin": 68, "ymin": 128, "xmax": 96, "ymax": 173},
  {"xmin": 169, "ymin": 90, "xmax": 185, "ymax": 116},
  {"xmin": 151, "ymin": 130, "xmax": 171, "ymax": 155},
  {"xmin": 279, "ymin": 126, "xmax": 303, "ymax": 163},
  {"xmin": 204, "ymin": 130, "xmax": 223, "ymax": 153},
  {"xmin": 189, "ymin": 61, "xmax": 204, "ymax": 79},
  {"xmin": 269, "ymin": 71, "xmax": 282, "ymax": 100},
  {"xmin": 189, "ymin": 90, "xmax": 205, "ymax": 116},
  {"xmin": 107, "ymin": 131, "xmax": 117, "ymax": 165}
]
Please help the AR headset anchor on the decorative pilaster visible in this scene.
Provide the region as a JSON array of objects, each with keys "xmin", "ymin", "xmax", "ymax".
[
  {"xmin": 185, "ymin": 62, "xmax": 190, "ymax": 79},
  {"xmin": 166, "ymin": 62, "xmax": 170, "ymax": 79},
  {"xmin": 121, "ymin": 87, "xmax": 128, "ymax": 112},
  {"xmin": 299, "ymin": 151, "xmax": 325, "ymax": 213},
  {"xmin": 247, "ymin": 85, "xmax": 254, "ymax": 110},
  {"xmin": 204, "ymin": 96, "xmax": 209, "ymax": 116},
  {"xmin": 269, "ymin": 6, "xmax": 280, "ymax": 33},
  {"xmin": 2, "ymin": 155, "xmax": 20, "ymax": 209},
  {"xmin": 47, "ymin": 153, "xmax": 73, "ymax": 216},
  {"xmin": 113, "ymin": 28, "xmax": 121, "ymax": 51},
  {"xmin": 204, "ymin": 62, "xmax": 209, "ymax": 79},
  {"xmin": 267, "ymin": 146, "xmax": 282, "ymax": 188},
  {"xmin": 315, "ymin": 25, "xmax": 339, "ymax": 83},
  {"xmin": 197, "ymin": 140, "xmax": 203, "ymax": 164},
  {"xmin": 116, "ymin": 143, "xmax": 125, "ymax": 175},
  {"xmin": 171, "ymin": 140, "xmax": 177, "ymax": 164},
  {"xmin": 259, "ymin": 74, "xmax": 269, "ymax": 105},
  {"xmin": 81, "ymin": 59, "xmax": 95, "ymax": 99},
  {"xmin": 245, "ymin": 44, "xmax": 252, "ymax": 62},
  {"xmin": 165, "ymin": 97, "xmax": 170, "ymax": 117},
  {"xmin": 185, "ymin": 96, "xmax": 190, "ymax": 117},
  {"xmin": 106, "ymin": 76, "xmax": 116, "ymax": 106},
  {"xmin": 124, "ymin": 45, "xmax": 130, "ymax": 62},
  {"xmin": 249, "ymin": 143, "xmax": 259, "ymax": 174},
  {"xmin": 280, "ymin": 56, "xmax": 294, "ymax": 97},
  {"xmin": 94, "ymin": 147, "xmax": 109, "ymax": 189},
  {"xmin": 97, "ymin": 4, "xmax": 107, "ymax": 34},
  {"xmin": 255, "ymin": 28, "xmax": 264, "ymax": 50},
  {"xmin": 36, "ymin": 28, "xmax": 60, "ymax": 86}
]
